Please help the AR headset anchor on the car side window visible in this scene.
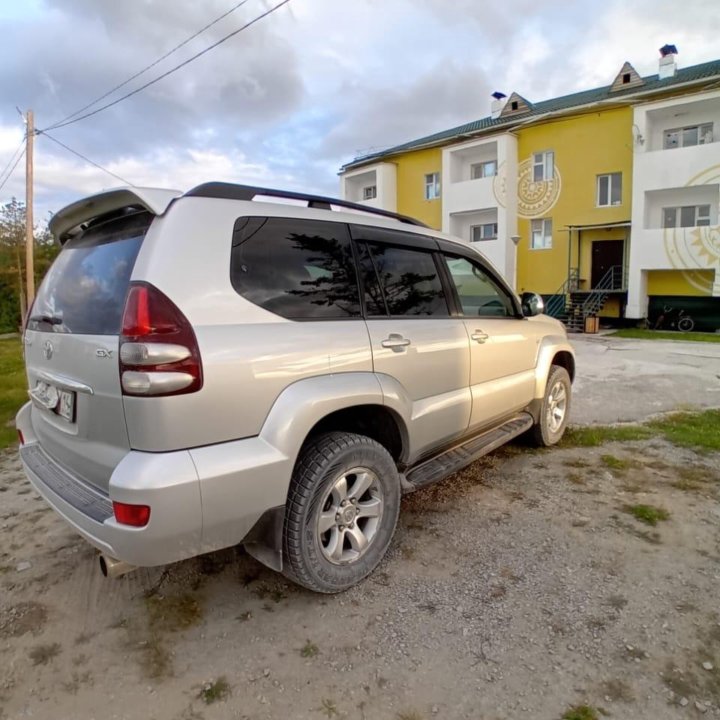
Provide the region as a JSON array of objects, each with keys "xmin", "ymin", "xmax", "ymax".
[
  {"xmin": 443, "ymin": 255, "xmax": 515, "ymax": 318},
  {"xmin": 230, "ymin": 217, "xmax": 361, "ymax": 319},
  {"xmin": 366, "ymin": 243, "xmax": 449, "ymax": 317}
]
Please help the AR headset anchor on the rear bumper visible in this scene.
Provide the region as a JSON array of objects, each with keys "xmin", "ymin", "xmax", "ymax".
[{"xmin": 15, "ymin": 402, "xmax": 291, "ymax": 567}]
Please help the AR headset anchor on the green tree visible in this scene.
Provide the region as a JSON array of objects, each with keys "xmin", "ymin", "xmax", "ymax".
[{"xmin": 0, "ymin": 199, "xmax": 59, "ymax": 332}]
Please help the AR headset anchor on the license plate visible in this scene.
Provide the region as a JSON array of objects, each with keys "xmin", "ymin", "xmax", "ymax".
[{"xmin": 33, "ymin": 381, "xmax": 75, "ymax": 422}]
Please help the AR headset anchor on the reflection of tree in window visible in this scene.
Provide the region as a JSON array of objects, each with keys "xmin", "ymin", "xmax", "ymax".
[
  {"xmin": 369, "ymin": 245, "xmax": 447, "ymax": 316},
  {"xmin": 231, "ymin": 218, "xmax": 361, "ymax": 319},
  {"xmin": 284, "ymin": 233, "xmax": 360, "ymax": 316}
]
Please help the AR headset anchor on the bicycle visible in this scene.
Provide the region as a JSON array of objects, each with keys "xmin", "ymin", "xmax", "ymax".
[{"xmin": 653, "ymin": 304, "xmax": 695, "ymax": 332}]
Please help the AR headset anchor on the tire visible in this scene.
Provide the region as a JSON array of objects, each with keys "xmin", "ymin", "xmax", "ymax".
[
  {"xmin": 677, "ymin": 316, "xmax": 694, "ymax": 332},
  {"xmin": 530, "ymin": 365, "xmax": 572, "ymax": 447},
  {"xmin": 282, "ymin": 431, "xmax": 401, "ymax": 593}
]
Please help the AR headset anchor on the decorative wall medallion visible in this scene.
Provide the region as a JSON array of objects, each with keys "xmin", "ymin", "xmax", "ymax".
[
  {"xmin": 663, "ymin": 164, "xmax": 720, "ymax": 295},
  {"xmin": 516, "ymin": 157, "xmax": 562, "ymax": 218}
]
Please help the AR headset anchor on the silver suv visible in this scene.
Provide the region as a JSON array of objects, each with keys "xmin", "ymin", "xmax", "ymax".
[{"xmin": 16, "ymin": 183, "xmax": 574, "ymax": 593}]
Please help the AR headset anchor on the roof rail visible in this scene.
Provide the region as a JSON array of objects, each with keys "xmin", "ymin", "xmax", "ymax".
[{"xmin": 184, "ymin": 182, "xmax": 428, "ymax": 227}]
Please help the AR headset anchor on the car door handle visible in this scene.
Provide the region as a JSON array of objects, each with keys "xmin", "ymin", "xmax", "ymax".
[
  {"xmin": 470, "ymin": 330, "xmax": 489, "ymax": 344},
  {"xmin": 381, "ymin": 333, "xmax": 411, "ymax": 351}
]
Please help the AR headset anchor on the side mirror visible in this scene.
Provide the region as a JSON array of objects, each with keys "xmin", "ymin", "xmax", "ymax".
[{"xmin": 521, "ymin": 292, "xmax": 544, "ymax": 317}]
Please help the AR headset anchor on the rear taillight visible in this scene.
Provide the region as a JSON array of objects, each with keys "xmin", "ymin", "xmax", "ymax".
[
  {"xmin": 113, "ymin": 501, "xmax": 151, "ymax": 527},
  {"xmin": 119, "ymin": 282, "xmax": 203, "ymax": 397},
  {"xmin": 17, "ymin": 429, "xmax": 25, "ymax": 445}
]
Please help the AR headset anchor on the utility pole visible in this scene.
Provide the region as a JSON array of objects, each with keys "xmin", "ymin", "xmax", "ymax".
[{"xmin": 25, "ymin": 109, "xmax": 35, "ymax": 308}]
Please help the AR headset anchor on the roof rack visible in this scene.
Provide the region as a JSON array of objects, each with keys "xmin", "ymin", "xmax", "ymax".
[{"xmin": 184, "ymin": 182, "xmax": 428, "ymax": 228}]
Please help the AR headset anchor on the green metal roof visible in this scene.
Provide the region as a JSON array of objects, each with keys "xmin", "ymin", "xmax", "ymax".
[{"xmin": 342, "ymin": 59, "xmax": 720, "ymax": 171}]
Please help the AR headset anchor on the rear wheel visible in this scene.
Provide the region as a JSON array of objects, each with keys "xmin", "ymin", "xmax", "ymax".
[
  {"xmin": 282, "ymin": 432, "xmax": 400, "ymax": 593},
  {"xmin": 530, "ymin": 365, "xmax": 572, "ymax": 446}
]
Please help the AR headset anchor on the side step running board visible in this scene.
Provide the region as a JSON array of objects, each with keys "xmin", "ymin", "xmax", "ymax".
[{"xmin": 403, "ymin": 413, "xmax": 534, "ymax": 493}]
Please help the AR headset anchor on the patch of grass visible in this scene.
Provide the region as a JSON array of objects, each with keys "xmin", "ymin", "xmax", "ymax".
[
  {"xmin": 319, "ymin": 698, "xmax": 339, "ymax": 718},
  {"xmin": 0, "ymin": 339, "xmax": 25, "ymax": 449},
  {"xmin": 601, "ymin": 454, "xmax": 638, "ymax": 471},
  {"xmin": 562, "ymin": 425, "xmax": 654, "ymax": 448},
  {"xmin": 74, "ymin": 631, "xmax": 94, "ymax": 645},
  {"xmin": 610, "ymin": 328, "xmax": 720, "ymax": 343},
  {"xmin": 144, "ymin": 592, "xmax": 202, "ymax": 632},
  {"xmin": 397, "ymin": 711, "xmax": 424, "ymax": 720},
  {"xmin": 300, "ymin": 639, "xmax": 319, "ymax": 658},
  {"xmin": 604, "ymin": 595, "xmax": 628, "ymax": 611},
  {"xmin": 567, "ymin": 472, "xmax": 586, "ymax": 485},
  {"xmin": 137, "ymin": 635, "xmax": 172, "ymax": 679},
  {"xmin": 197, "ymin": 677, "xmax": 230, "ymax": 705},
  {"xmin": 601, "ymin": 678, "xmax": 634, "ymax": 702},
  {"xmin": 62, "ymin": 670, "xmax": 93, "ymax": 695},
  {"xmin": 624, "ymin": 504, "xmax": 670, "ymax": 526},
  {"xmin": 649, "ymin": 410, "xmax": 720, "ymax": 452},
  {"xmin": 562, "ymin": 705, "xmax": 599, "ymax": 720},
  {"xmin": 29, "ymin": 642, "xmax": 61, "ymax": 666}
]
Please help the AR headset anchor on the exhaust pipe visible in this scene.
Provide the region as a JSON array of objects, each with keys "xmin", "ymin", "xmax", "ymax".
[{"xmin": 99, "ymin": 554, "xmax": 137, "ymax": 579}]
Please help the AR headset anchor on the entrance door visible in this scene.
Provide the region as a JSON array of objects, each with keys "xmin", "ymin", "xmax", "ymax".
[{"xmin": 591, "ymin": 240, "xmax": 624, "ymax": 288}]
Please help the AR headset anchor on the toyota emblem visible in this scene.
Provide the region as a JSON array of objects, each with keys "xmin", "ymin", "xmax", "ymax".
[{"xmin": 43, "ymin": 340, "xmax": 54, "ymax": 360}]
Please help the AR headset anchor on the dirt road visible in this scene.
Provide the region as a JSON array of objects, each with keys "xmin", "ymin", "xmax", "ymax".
[{"xmin": 2, "ymin": 432, "xmax": 719, "ymax": 720}]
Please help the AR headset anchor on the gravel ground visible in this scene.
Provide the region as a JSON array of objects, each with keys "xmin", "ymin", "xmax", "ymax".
[{"xmin": 1, "ymin": 433, "xmax": 719, "ymax": 720}]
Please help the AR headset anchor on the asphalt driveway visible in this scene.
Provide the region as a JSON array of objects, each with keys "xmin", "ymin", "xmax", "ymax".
[{"xmin": 570, "ymin": 334, "xmax": 720, "ymax": 424}]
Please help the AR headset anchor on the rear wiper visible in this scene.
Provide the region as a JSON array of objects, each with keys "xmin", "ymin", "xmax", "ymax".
[{"xmin": 29, "ymin": 313, "xmax": 63, "ymax": 325}]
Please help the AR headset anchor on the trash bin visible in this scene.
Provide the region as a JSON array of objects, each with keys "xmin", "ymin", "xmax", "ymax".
[{"xmin": 584, "ymin": 315, "xmax": 599, "ymax": 334}]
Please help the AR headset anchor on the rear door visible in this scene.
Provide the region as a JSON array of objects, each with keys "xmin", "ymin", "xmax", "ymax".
[
  {"xmin": 441, "ymin": 251, "xmax": 537, "ymax": 430},
  {"xmin": 351, "ymin": 225, "xmax": 471, "ymax": 457},
  {"xmin": 24, "ymin": 210, "xmax": 152, "ymax": 493}
]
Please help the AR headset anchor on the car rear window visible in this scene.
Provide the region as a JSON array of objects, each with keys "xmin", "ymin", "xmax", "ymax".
[
  {"xmin": 28, "ymin": 210, "xmax": 152, "ymax": 335},
  {"xmin": 230, "ymin": 216, "xmax": 361, "ymax": 320}
]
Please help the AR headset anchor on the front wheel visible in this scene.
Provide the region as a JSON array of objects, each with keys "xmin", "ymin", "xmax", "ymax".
[
  {"xmin": 282, "ymin": 432, "xmax": 401, "ymax": 593},
  {"xmin": 677, "ymin": 316, "xmax": 694, "ymax": 332},
  {"xmin": 530, "ymin": 365, "xmax": 572, "ymax": 446}
]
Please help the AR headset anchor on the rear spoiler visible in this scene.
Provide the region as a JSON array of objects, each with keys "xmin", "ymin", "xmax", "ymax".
[{"xmin": 49, "ymin": 187, "xmax": 183, "ymax": 245}]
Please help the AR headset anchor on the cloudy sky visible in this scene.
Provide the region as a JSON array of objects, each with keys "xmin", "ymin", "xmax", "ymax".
[{"xmin": 0, "ymin": 0, "xmax": 718, "ymax": 222}]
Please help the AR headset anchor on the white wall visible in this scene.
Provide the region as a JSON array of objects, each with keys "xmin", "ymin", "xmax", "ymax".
[
  {"xmin": 628, "ymin": 89, "xmax": 720, "ymax": 317},
  {"xmin": 340, "ymin": 162, "xmax": 397, "ymax": 211},
  {"xmin": 644, "ymin": 185, "xmax": 719, "ymax": 228},
  {"xmin": 441, "ymin": 133, "xmax": 519, "ymax": 287},
  {"xmin": 644, "ymin": 96, "xmax": 720, "ymax": 152}
]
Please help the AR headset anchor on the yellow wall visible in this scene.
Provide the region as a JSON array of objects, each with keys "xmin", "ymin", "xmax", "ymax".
[
  {"xmin": 515, "ymin": 107, "xmax": 633, "ymax": 294},
  {"xmin": 393, "ymin": 148, "xmax": 443, "ymax": 230},
  {"xmin": 647, "ymin": 270, "xmax": 715, "ymax": 296}
]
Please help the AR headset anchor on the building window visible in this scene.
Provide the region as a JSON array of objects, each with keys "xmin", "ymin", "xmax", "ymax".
[
  {"xmin": 424, "ymin": 173, "xmax": 441, "ymax": 200},
  {"xmin": 471, "ymin": 223, "xmax": 498, "ymax": 242},
  {"xmin": 471, "ymin": 161, "xmax": 497, "ymax": 179},
  {"xmin": 531, "ymin": 218, "xmax": 552, "ymax": 249},
  {"xmin": 663, "ymin": 123, "xmax": 713, "ymax": 149},
  {"xmin": 597, "ymin": 173, "xmax": 622, "ymax": 207},
  {"xmin": 363, "ymin": 185, "xmax": 377, "ymax": 200},
  {"xmin": 662, "ymin": 205, "xmax": 711, "ymax": 228},
  {"xmin": 533, "ymin": 151, "xmax": 554, "ymax": 182}
]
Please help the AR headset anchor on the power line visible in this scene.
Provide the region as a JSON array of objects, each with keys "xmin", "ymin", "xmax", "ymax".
[
  {"xmin": 42, "ymin": 0, "xmax": 292, "ymax": 133},
  {"xmin": 0, "ymin": 147, "xmax": 26, "ymax": 195},
  {"xmin": 50, "ymin": 0, "xmax": 253, "ymax": 129},
  {"xmin": 0, "ymin": 136, "xmax": 26, "ymax": 186},
  {"xmin": 39, "ymin": 131, "xmax": 135, "ymax": 186}
]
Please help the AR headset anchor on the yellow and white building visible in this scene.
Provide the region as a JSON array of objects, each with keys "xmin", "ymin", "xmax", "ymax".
[{"xmin": 339, "ymin": 48, "xmax": 720, "ymax": 331}]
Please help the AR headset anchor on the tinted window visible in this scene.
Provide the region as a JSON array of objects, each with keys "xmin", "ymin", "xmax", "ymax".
[
  {"xmin": 367, "ymin": 243, "xmax": 448, "ymax": 317},
  {"xmin": 231, "ymin": 217, "xmax": 361, "ymax": 319},
  {"xmin": 356, "ymin": 243, "xmax": 387, "ymax": 316},
  {"xmin": 29, "ymin": 211, "xmax": 151, "ymax": 335},
  {"xmin": 444, "ymin": 256, "xmax": 515, "ymax": 317}
]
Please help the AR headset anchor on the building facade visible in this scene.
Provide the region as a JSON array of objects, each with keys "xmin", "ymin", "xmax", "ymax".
[{"xmin": 339, "ymin": 50, "xmax": 720, "ymax": 331}]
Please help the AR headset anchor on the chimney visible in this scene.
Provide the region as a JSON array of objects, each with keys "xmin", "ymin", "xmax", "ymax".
[
  {"xmin": 658, "ymin": 44, "xmax": 678, "ymax": 79},
  {"xmin": 491, "ymin": 91, "xmax": 507, "ymax": 119}
]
